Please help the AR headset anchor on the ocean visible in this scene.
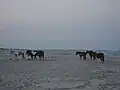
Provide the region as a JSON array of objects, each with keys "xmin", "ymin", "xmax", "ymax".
[{"xmin": 44, "ymin": 49, "xmax": 120, "ymax": 56}]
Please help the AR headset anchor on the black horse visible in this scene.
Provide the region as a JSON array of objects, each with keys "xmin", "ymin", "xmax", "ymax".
[
  {"xmin": 26, "ymin": 50, "xmax": 34, "ymax": 60},
  {"xmin": 76, "ymin": 51, "xmax": 87, "ymax": 60},
  {"xmin": 86, "ymin": 50, "xmax": 104, "ymax": 63},
  {"xmin": 26, "ymin": 50, "xmax": 44, "ymax": 60},
  {"xmin": 96, "ymin": 52, "xmax": 104, "ymax": 63},
  {"xmin": 33, "ymin": 50, "xmax": 44, "ymax": 60},
  {"xmin": 86, "ymin": 50, "xmax": 97, "ymax": 60}
]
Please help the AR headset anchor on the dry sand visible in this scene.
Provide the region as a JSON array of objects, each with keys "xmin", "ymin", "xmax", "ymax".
[{"xmin": 0, "ymin": 50, "xmax": 120, "ymax": 90}]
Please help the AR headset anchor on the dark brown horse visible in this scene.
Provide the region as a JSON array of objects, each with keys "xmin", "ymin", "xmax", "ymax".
[
  {"xmin": 86, "ymin": 50, "xmax": 104, "ymax": 63},
  {"xmin": 76, "ymin": 51, "xmax": 87, "ymax": 60},
  {"xmin": 33, "ymin": 50, "xmax": 44, "ymax": 60},
  {"xmin": 86, "ymin": 50, "xmax": 97, "ymax": 60},
  {"xmin": 26, "ymin": 50, "xmax": 44, "ymax": 60},
  {"xmin": 96, "ymin": 52, "xmax": 104, "ymax": 63}
]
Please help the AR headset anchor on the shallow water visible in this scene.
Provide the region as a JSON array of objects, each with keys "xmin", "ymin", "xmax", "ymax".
[{"xmin": 0, "ymin": 50, "xmax": 120, "ymax": 90}]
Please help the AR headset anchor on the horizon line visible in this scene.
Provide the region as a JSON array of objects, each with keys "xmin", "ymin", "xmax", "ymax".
[{"xmin": 0, "ymin": 47, "xmax": 119, "ymax": 51}]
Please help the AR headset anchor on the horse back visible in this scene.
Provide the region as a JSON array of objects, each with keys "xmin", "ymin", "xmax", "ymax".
[{"xmin": 97, "ymin": 53, "xmax": 104, "ymax": 59}]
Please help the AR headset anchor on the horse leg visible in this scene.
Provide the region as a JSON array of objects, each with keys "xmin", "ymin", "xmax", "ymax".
[
  {"xmin": 39, "ymin": 56, "xmax": 41, "ymax": 60},
  {"xmin": 90, "ymin": 55, "xmax": 92, "ymax": 60},
  {"xmin": 35, "ymin": 56, "xmax": 37, "ymax": 60},
  {"xmin": 31, "ymin": 55, "xmax": 33, "ymax": 60},
  {"xmin": 42, "ymin": 56, "xmax": 44, "ymax": 60},
  {"xmin": 101, "ymin": 56, "xmax": 104, "ymax": 63},
  {"xmin": 33, "ymin": 56, "xmax": 35, "ymax": 60},
  {"xmin": 79, "ymin": 55, "xmax": 81, "ymax": 60},
  {"xmin": 27, "ymin": 55, "xmax": 30, "ymax": 60},
  {"xmin": 80, "ymin": 55, "xmax": 82, "ymax": 60},
  {"xmin": 34, "ymin": 55, "xmax": 37, "ymax": 60},
  {"xmin": 22, "ymin": 54, "xmax": 25, "ymax": 60},
  {"xmin": 93, "ymin": 56, "xmax": 96, "ymax": 60},
  {"xmin": 84, "ymin": 56, "xmax": 86, "ymax": 60}
]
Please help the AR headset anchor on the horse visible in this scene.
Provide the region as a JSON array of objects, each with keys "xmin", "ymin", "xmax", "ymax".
[
  {"xmin": 18, "ymin": 51, "xmax": 25, "ymax": 59},
  {"xmin": 86, "ymin": 50, "xmax": 97, "ymax": 60},
  {"xmin": 26, "ymin": 50, "xmax": 34, "ymax": 60},
  {"xmin": 33, "ymin": 50, "xmax": 44, "ymax": 60},
  {"xmin": 76, "ymin": 51, "xmax": 87, "ymax": 60},
  {"xmin": 9, "ymin": 50, "xmax": 19, "ymax": 60},
  {"xmin": 96, "ymin": 52, "xmax": 104, "ymax": 63},
  {"xmin": 26, "ymin": 50, "xmax": 44, "ymax": 60},
  {"xmin": 86, "ymin": 50, "xmax": 104, "ymax": 63}
]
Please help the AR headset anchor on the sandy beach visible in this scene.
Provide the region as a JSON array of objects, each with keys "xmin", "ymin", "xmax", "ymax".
[{"xmin": 0, "ymin": 50, "xmax": 120, "ymax": 90}]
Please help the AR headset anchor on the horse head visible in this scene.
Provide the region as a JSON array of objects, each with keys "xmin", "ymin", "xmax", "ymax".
[
  {"xmin": 33, "ymin": 50, "xmax": 38, "ymax": 52},
  {"xmin": 76, "ymin": 52, "xmax": 78, "ymax": 55},
  {"xmin": 76, "ymin": 52, "xmax": 81, "ymax": 55},
  {"xmin": 26, "ymin": 50, "xmax": 32, "ymax": 55}
]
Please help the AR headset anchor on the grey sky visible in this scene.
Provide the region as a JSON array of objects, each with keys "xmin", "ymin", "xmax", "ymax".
[{"xmin": 0, "ymin": 0, "xmax": 120, "ymax": 50}]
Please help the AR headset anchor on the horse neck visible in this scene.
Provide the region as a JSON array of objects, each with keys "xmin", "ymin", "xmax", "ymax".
[
  {"xmin": 76, "ymin": 52, "xmax": 79, "ymax": 55},
  {"xmin": 30, "ymin": 53, "xmax": 34, "ymax": 56},
  {"xmin": 27, "ymin": 53, "xmax": 32, "ymax": 56},
  {"xmin": 87, "ymin": 52, "xmax": 91, "ymax": 55}
]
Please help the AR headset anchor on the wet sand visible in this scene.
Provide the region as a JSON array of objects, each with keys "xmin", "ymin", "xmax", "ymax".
[{"xmin": 0, "ymin": 50, "xmax": 120, "ymax": 90}]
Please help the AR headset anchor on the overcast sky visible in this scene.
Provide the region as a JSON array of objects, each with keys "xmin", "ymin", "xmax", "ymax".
[{"xmin": 0, "ymin": 0, "xmax": 120, "ymax": 50}]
